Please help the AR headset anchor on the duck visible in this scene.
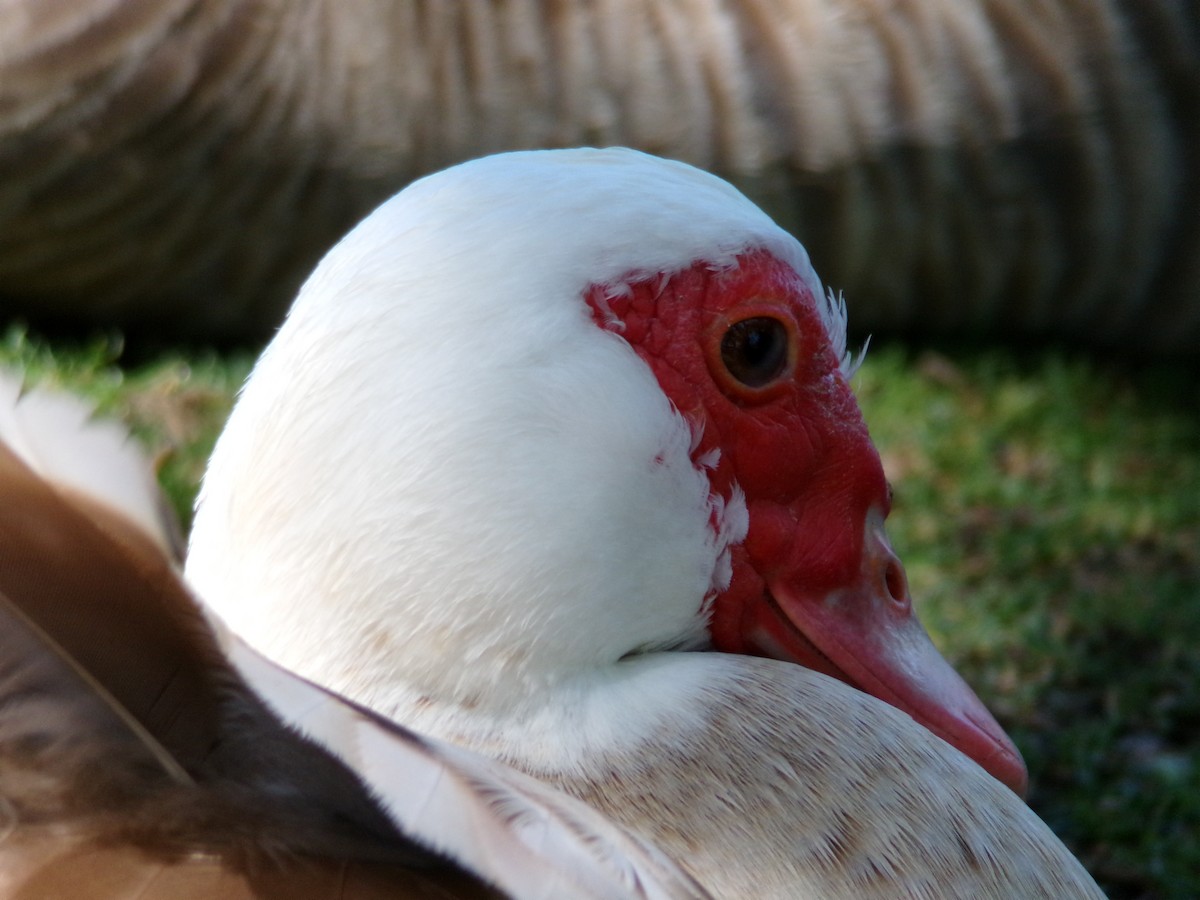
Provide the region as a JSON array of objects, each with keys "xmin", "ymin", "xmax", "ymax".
[
  {"xmin": 183, "ymin": 147, "xmax": 1106, "ymax": 898},
  {"xmin": 0, "ymin": 374, "xmax": 709, "ymax": 899}
]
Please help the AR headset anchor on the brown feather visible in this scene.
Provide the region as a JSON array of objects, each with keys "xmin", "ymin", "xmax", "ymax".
[{"xmin": 0, "ymin": 440, "xmax": 503, "ymax": 898}]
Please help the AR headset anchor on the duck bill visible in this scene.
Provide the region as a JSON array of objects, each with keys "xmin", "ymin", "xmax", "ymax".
[{"xmin": 743, "ymin": 512, "xmax": 1029, "ymax": 796}]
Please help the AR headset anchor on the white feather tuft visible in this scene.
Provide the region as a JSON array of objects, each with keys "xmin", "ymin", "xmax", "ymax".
[
  {"xmin": 0, "ymin": 372, "xmax": 179, "ymax": 558},
  {"xmin": 822, "ymin": 286, "xmax": 868, "ymax": 378}
]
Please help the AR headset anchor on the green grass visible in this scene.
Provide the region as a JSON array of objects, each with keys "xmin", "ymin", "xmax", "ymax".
[
  {"xmin": 3, "ymin": 324, "xmax": 1197, "ymax": 897},
  {"xmin": 856, "ymin": 345, "xmax": 1200, "ymax": 899},
  {"xmin": 0, "ymin": 324, "xmax": 252, "ymax": 529}
]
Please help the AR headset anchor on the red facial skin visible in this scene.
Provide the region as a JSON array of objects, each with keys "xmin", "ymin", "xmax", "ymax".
[{"xmin": 585, "ymin": 249, "xmax": 1028, "ymax": 796}]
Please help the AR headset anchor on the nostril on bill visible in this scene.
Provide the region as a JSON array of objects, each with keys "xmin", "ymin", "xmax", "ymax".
[{"xmin": 884, "ymin": 558, "xmax": 909, "ymax": 608}]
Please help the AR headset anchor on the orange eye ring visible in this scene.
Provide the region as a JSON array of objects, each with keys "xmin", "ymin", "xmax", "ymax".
[{"xmin": 704, "ymin": 305, "xmax": 799, "ymax": 403}]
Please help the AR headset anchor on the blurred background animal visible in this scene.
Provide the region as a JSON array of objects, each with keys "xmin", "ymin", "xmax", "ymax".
[{"xmin": 1, "ymin": 0, "xmax": 1196, "ymax": 350}]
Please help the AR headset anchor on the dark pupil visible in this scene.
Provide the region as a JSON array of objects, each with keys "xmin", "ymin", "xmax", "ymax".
[{"xmin": 720, "ymin": 317, "xmax": 788, "ymax": 388}]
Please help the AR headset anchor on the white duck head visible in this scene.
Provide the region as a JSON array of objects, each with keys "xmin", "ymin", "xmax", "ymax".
[{"xmin": 187, "ymin": 148, "xmax": 1026, "ymax": 794}]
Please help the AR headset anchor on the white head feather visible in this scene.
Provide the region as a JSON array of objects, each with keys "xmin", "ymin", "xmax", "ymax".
[{"xmin": 187, "ymin": 148, "xmax": 843, "ymax": 718}]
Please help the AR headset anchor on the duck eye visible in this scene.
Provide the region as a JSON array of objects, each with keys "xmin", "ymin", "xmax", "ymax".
[{"xmin": 720, "ymin": 317, "xmax": 790, "ymax": 388}]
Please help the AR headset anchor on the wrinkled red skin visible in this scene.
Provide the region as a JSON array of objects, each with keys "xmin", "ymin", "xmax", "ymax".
[
  {"xmin": 584, "ymin": 249, "xmax": 1029, "ymax": 796},
  {"xmin": 586, "ymin": 250, "xmax": 889, "ymax": 639}
]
